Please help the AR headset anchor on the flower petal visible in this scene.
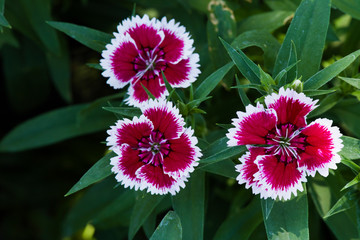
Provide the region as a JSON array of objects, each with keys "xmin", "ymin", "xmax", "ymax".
[
  {"xmin": 163, "ymin": 128, "xmax": 201, "ymax": 178},
  {"xmin": 140, "ymin": 99, "xmax": 186, "ymax": 140},
  {"xmin": 100, "ymin": 34, "xmax": 138, "ymax": 89},
  {"xmin": 110, "ymin": 144, "xmax": 145, "ymax": 191},
  {"xmin": 106, "ymin": 115, "xmax": 154, "ymax": 149},
  {"xmin": 254, "ymin": 155, "xmax": 307, "ymax": 200},
  {"xmin": 126, "ymin": 76, "xmax": 167, "ymax": 107},
  {"xmin": 135, "ymin": 164, "xmax": 187, "ymax": 195},
  {"xmin": 159, "ymin": 16, "xmax": 194, "ymax": 63},
  {"xmin": 226, "ymin": 103, "xmax": 277, "ymax": 146},
  {"xmin": 119, "ymin": 14, "xmax": 163, "ymax": 50},
  {"xmin": 163, "ymin": 54, "xmax": 200, "ymax": 88},
  {"xmin": 235, "ymin": 147, "xmax": 265, "ymax": 194},
  {"xmin": 265, "ymin": 87, "xmax": 318, "ymax": 128},
  {"xmin": 299, "ymin": 118, "xmax": 343, "ymax": 177}
]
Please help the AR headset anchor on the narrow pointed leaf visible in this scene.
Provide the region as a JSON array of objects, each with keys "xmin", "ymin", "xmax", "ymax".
[
  {"xmin": 261, "ymin": 198, "xmax": 275, "ymax": 220},
  {"xmin": 172, "ymin": 170, "xmax": 205, "ymax": 240},
  {"xmin": 235, "ymin": 75, "xmax": 251, "ymax": 106},
  {"xmin": 273, "ymin": 0, "xmax": 330, "ymax": 81},
  {"xmin": 303, "ymin": 89, "xmax": 336, "ymax": 97},
  {"xmin": 262, "ymin": 190, "xmax": 309, "ymax": 240},
  {"xmin": 129, "ymin": 193, "xmax": 164, "ymax": 240},
  {"xmin": 221, "ymin": 38, "xmax": 261, "ymax": 84},
  {"xmin": 149, "ymin": 211, "xmax": 182, "ymax": 240},
  {"xmin": 199, "ymin": 137, "xmax": 247, "ymax": 164},
  {"xmin": 324, "ymin": 190, "xmax": 358, "ymax": 218},
  {"xmin": 47, "ymin": 21, "xmax": 112, "ymax": 52},
  {"xmin": 214, "ymin": 198, "xmax": 262, "ymax": 240},
  {"xmin": 341, "ymin": 173, "xmax": 360, "ymax": 191},
  {"xmin": 65, "ymin": 151, "xmax": 116, "ymax": 196},
  {"xmin": 332, "ymin": 0, "xmax": 360, "ymax": 20},
  {"xmin": 339, "ymin": 76, "xmax": 360, "ymax": 89},
  {"xmin": 194, "ymin": 62, "xmax": 234, "ymax": 99},
  {"xmin": 341, "ymin": 158, "xmax": 360, "ymax": 173},
  {"xmin": 340, "ymin": 136, "xmax": 360, "ymax": 160},
  {"xmin": 199, "ymin": 159, "xmax": 237, "ymax": 179},
  {"xmin": 103, "ymin": 107, "xmax": 142, "ymax": 118},
  {"xmin": 304, "ymin": 49, "xmax": 360, "ymax": 90},
  {"xmin": 0, "ymin": 103, "xmax": 115, "ymax": 152}
]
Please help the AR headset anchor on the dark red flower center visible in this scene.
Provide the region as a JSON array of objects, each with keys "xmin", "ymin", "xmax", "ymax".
[
  {"xmin": 137, "ymin": 131, "xmax": 170, "ymax": 166},
  {"xmin": 265, "ymin": 124, "xmax": 307, "ymax": 164},
  {"xmin": 133, "ymin": 47, "xmax": 167, "ymax": 81}
]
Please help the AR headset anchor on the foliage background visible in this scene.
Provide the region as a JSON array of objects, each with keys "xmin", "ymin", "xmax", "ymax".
[{"xmin": 1, "ymin": 0, "xmax": 360, "ymax": 239}]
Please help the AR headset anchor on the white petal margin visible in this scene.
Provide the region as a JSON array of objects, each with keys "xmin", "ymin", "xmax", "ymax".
[
  {"xmin": 136, "ymin": 166, "xmax": 189, "ymax": 195},
  {"xmin": 226, "ymin": 102, "xmax": 269, "ymax": 146},
  {"xmin": 166, "ymin": 53, "xmax": 201, "ymax": 89},
  {"xmin": 116, "ymin": 14, "xmax": 161, "ymax": 38},
  {"xmin": 305, "ymin": 118, "xmax": 343, "ymax": 178},
  {"xmin": 140, "ymin": 98, "xmax": 186, "ymax": 139},
  {"xmin": 106, "ymin": 115, "xmax": 154, "ymax": 150},
  {"xmin": 253, "ymin": 155, "xmax": 307, "ymax": 201},
  {"xmin": 235, "ymin": 151, "xmax": 262, "ymax": 196},
  {"xmin": 100, "ymin": 33, "xmax": 138, "ymax": 89},
  {"xmin": 265, "ymin": 87, "xmax": 319, "ymax": 111},
  {"xmin": 164, "ymin": 127, "xmax": 201, "ymax": 179},
  {"xmin": 110, "ymin": 145, "xmax": 143, "ymax": 192},
  {"xmin": 160, "ymin": 16, "xmax": 195, "ymax": 62},
  {"xmin": 124, "ymin": 80, "xmax": 169, "ymax": 107}
]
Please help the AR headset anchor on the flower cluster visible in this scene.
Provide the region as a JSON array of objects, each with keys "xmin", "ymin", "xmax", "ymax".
[
  {"xmin": 226, "ymin": 87, "xmax": 343, "ymax": 200},
  {"xmin": 106, "ymin": 99, "xmax": 201, "ymax": 195},
  {"xmin": 100, "ymin": 14, "xmax": 200, "ymax": 107}
]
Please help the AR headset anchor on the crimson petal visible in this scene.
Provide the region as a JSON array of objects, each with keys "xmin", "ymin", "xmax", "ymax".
[
  {"xmin": 227, "ymin": 103, "xmax": 277, "ymax": 146},
  {"xmin": 254, "ymin": 155, "xmax": 306, "ymax": 200},
  {"xmin": 299, "ymin": 118, "xmax": 343, "ymax": 177}
]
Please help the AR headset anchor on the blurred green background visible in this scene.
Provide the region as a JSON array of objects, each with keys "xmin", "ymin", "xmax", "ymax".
[{"xmin": 2, "ymin": 0, "xmax": 360, "ymax": 239}]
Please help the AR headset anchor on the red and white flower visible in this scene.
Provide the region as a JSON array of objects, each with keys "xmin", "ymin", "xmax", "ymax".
[
  {"xmin": 100, "ymin": 14, "xmax": 200, "ymax": 107},
  {"xmin": 227, "ymin": 87, "xmax": 343, "ymax": 200},
  {"xmin": 106, "ymin": 99, "xmax": 201, "ymax": 195}
]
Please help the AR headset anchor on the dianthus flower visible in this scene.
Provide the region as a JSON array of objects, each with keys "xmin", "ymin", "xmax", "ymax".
[
  {"xmin": 106, "ymin": 99, "xmax": 201, "ymax": 195},
  {"xmin": 100, "ymin": 14, "xmax": 200, "ymax": 107},
  {"xmin": 227, "ymin": 87, "xmax": 343, "ymax": 200}
]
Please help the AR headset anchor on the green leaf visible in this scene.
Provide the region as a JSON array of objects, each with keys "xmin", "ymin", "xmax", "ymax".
[
  {"xmin": 332, "ymin": 0, "xmax": 360, "ymax": 20},
  {"xmin": 339, "ymin": 76, "xmax": 360, "ymax": 89},
  {"xmin": 199, "ymin": 159, "xmax": 237, "ymax": 179},
  {"xmin": 261, "ymin": 198, "xmax": 275, "ymax": 220},
  {"xmin": 324, "ymin": 191, "xmax": 358, "ymax": 218},
  {"xmin": 21, "ymin": 0, "xmax": 61, "ymax": 54},
  {"xmin": 220, "ymin": 38, "xmax": 261, "ymax": 84},
  {"xmin": 162, "ymin": 71, "xmax": 182, "ymax": 103},
  {"xmin": 232, "ymin": 30, "xmax": 281, "ymax": 71},
  {"xmin": 238, "ymin": 11, "xmax": 293, "ymax": 33},
  {"xmin": 307, "ymin": 93, "xmax": 342, "ymax": 118},
  {"xmin": 129, "ymin": 193, "xmax": 164, "ymax": 240},
  {"xmin": 46, "ymin": 50, "xmax": 72, "ymax": 103},
  {"xmin": 47, "ymin": 21, "xmax": 112, "ymax": 52},
  {"xmin": 102, "ymin": 107, "xmax": 142, "ymax": 118},
  {"xmin": 341, "ymin": 136, "xmax": 360, "ymax": 160},
  {"xmin": 341, "ymin": 158, "xmax": 360, "ymax": 173},
  {"xmin": 199, "ymin": 137, "xmax": 247, "ymax": 164},
  {"xmin": 0, "ymin": 0, "xmax": 11, "ymax": 28},
  {"xmin": 273, "ymin": 0, "xmax": 330, "ymax": 81},
  {"xmin": 308, "ymin": 174, "xmax": 359, "ymax": 239},
  {"xmin": 92, "ymin": 189, "xmax": 135, "ymax": 227},
  {"xmin": 65, "ymin": 151, "xmax": 116, "ymax": 196},
  {"xmin": 207, "ymin": 0, "xmax": 236, "ymax": 68},
  {"xmin": 149, "ymin": 211, "xmax": 182, "ymax": 240},
  {"xmin": 302, "ymin": 89, "xmax": 336, "ymax": 97},
  {"xmin": 214, "ymin": 197, "xmax": 262, "ymax": 240},
  {"xmin": 280, "ymin": 40, "xmax": 298, "ymax": 85},
  {"xmin": 172, "ymin": 170, "xmax": 205, "ymax": 240},
  {"xmin": 265, "ymin": 0, "xmax": 298, "ymax": 11},
  {"xmin": 235, "ymin": 75, "xmax": 251, "ymax": 107},
  {"xmin": 194, "ymin": 62, "xmax": 234, "ymax": 100},
  {"xmin": 141, "ymin": 83, "xmax": 156, "ymax": 100},
  {"xmin": 63, "ymin": 177, "xmax": 127, "ymax": 236},
  {"xmin": 0, "ymin": 103, "xmax": 115, "ymax": 152},
  {"xmin": 262, "ymin": 190, "xmax": 309, "ymax": 240},
  {"xmin": 303, "ymin": 49, "xmax": 360, "ymax": 90},
  {"xmin": 341, "ymin": 173, "xmax": 360, "ymax": 191}
]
